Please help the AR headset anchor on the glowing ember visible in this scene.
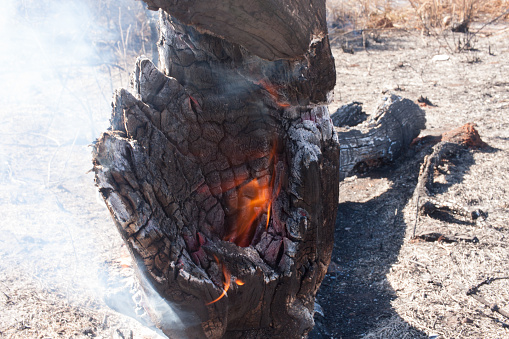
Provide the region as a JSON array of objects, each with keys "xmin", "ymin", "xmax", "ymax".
[
  {"xmin": 235, "ymin": 278, "xmax": 245, "ymax": 286},
  {"xmin": 255, "ymin": 79, "xmax": 290, "ymax": 108}
]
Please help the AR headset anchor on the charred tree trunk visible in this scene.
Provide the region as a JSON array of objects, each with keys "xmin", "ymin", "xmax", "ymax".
[{"xmin": 92, "ymin": 1, "xmax": 338, "ymax": 338}]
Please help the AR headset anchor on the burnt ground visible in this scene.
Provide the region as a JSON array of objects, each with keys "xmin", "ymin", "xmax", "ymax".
[
  {"xmin": 312, "ymin": 24, "xmax": 509, "ymax": 338},
  {"xmin": 1, "ymin": 21, "xmax": 509, "ymax": 339},
  {"xmin": 311, "ymin": 151, "xmax": 427, "ymax": 339}
]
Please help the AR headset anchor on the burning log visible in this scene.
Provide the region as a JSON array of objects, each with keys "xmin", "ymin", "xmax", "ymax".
[{"xmin": 92, "ymin": 1, "xmax": 338, "ymax": 338}]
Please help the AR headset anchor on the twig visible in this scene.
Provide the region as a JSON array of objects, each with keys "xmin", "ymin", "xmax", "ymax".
[
  {"xmin": 457, "ymin": 7, "xmax": 509, "ymax": 53},
  {"xmin": 1, "ymin": 290, "xmax": 10, "ymax": 301},
  {"xmin": 467, "ymin": 276, "xmax": 509, "ymax": 320},
  {"xmin": 0, "ymin": 281, "xmax": 11, "ymax": 301},
  {"xmin": 411, "ymin": 232, "xmax": 479, "ymax": 243},
  {"xmin": 468, "ymin": 294, "xmax": 509, "ymax": 320},
  {"xmin": 467, "ymin": 276, "xmax": 509, "ymax": 295},
  {"xmin": 413, "ymin": 192, "xmax": 420, "ymax": 238}
]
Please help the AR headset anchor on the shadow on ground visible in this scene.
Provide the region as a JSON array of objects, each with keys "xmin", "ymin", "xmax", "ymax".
[
  {"xmin": 310, "ymin": 147, "xmax": 429, "ymax": 338},
  {"xmin": 310, "ymin": 141, "xmax": 495, "ymax": 338}
]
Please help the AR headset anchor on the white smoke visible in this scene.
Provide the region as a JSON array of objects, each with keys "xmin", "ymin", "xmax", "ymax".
[{"xmin": 0, "ymin": 0, "xmax": 169, "ymax": 337}]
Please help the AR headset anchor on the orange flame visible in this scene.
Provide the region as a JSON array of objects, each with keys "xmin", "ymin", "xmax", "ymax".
[
  {"xmin": 120, "ymin": 245, "xmax": 132, "ymax": 268},
  {"xmin": 207, "ymin": 143, "xmax": 281, "ymax": 304},
  {"xmin": 224, "ymin": 144, "xmax": 280, "ymax": 247},
  {"xmin": 206, "ymin": 263, "xmax": 245, "ymax": 305},
  {"xmin": 224, "ymin": 178, "xmax": 270, "ymax": 247},
  {"xmin": 255, "ymin": 79, "xmax": 290, "ymax": 108},
  {"xmin": 206, "ymin": 258, "xmax": 231, "ymax": 305}
]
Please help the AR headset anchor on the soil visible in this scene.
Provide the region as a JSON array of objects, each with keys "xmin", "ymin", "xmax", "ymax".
[
  {"xmin": 1, "ymin": 20, "xmax": 509, "ymax": 339},
  {"xmin": 311, "ymin": 24, "xmax": 509, "ymax": 338}
]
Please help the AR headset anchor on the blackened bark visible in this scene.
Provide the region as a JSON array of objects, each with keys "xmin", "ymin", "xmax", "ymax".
[
  {"xmin": 93, "ymin": 2, "xmax": 338, "ymax": 338},
  {"xmin": 142, "ymin": 0, "xmax": 328, "ymax": 61},
  {"xmin": 330, "ymin": 102, "xmax": 367, "ymax": 127},
  {"xmin": 335, "ymin": 94, "xmax": 426, "ymax": 180}
]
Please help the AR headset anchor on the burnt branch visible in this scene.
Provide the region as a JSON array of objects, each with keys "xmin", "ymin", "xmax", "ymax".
[
  {"xmin": 412, "ymin": 124, "xmax": 489, "ymax": 237},
  {"xmin": 335, "ymin": 94, "xmax": 426, "ymax": 180}
]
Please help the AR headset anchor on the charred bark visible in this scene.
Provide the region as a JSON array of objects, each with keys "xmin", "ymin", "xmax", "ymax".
[
  {"xmin": 335, "ymin": 94, "xmax": 426, "ymax": 180},
  {"xmin": 141, "ymin": 0, "xmax": 328, "ymax": 61},
  {"xmin": 330, "ymin": 102, "xmax": 367, "ymax": 127},
  {"xmin": 93, "ymin": 2, "xmax": 338, "ymax": 338}
]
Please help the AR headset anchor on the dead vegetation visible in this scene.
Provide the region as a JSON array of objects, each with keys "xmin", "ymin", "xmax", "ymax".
[
  {"xmin": 85, "ymin": 0, "xmax": 158, "ymax": 73},
  {"xmin": 327, "ymin": 0, "xmax": 509, "ymax": 55},
  {"xmin": 327, "ymin": 0, "xmax": 509, "ymax": 30}
]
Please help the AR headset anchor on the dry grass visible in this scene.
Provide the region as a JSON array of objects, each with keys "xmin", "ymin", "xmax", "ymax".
[
  {"xmin": 327, "ymin": 0, "xmax": 509, "ymax": 31},
  {"xmin": 83, "ymin": 0, "xmax": 158, "ymax": 87},
  {"xmin": 387, "ymin": 142, "xmax": 509, "ymax": 338},
  {"xmin": 85, "ymin": 0, "xmax": 158, "ymax": 68},
  {"xmin": 327, "ymin": 0, "xmax": 400, "ymax": 30}
]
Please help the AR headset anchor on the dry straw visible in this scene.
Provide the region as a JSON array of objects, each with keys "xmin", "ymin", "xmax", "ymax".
[{"xmin": 327, "ymin": 0, "xmax": 509, "ymax": 30}]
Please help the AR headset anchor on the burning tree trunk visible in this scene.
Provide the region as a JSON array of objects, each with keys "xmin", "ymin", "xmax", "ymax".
[{"xmin": 92, "ymin": 1, "xmax": 338, "ymax": 338}]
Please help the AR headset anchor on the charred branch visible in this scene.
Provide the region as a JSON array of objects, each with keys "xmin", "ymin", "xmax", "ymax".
[
  {"xmin": 412, "ymin": 124, "xmax": 489, "ymax": 237},
  {"xmin": 335, "ymin": 94, "xmax": 426, "ymax": 180}
]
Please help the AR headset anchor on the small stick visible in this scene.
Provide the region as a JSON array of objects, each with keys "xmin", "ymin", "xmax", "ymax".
[
  {"xmin": 1, "ymin": 290, "xmax": 10, "ymax": 301},
  {"xmin": 468, "ymin": 294, "xmax": 509, "ymax": 320},
  {"xmin": 457, "ymin": 7, "xmax": 509, "ymax": 53},
  {"xmin": 0, "ymin": 280, "xmax": 12, "ymax": 299},
  {"xmin": 467, "ymin": 276, "xmax": 509, "ymax": 320},
  {"xmin": 413, "ymin": 193, "xmax": 420, "ymax": 239},
  {"xmin": 467, "ymin": 276, "xmax": 509, "ymax": 294}
]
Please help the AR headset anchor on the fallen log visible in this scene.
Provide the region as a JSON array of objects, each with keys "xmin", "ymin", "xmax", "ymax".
[
  {"xmin": 411, "ymin": 123, "xmax": 489, "ymax": 238},
  {"xmin": 93, "ymin": 1, "xmax": 338, "ymax": 338},
  {"xmin": 330, "ymin": 101, "xmax": 367, "ymax": 127},
  {"xmin": 334, "ymin": 94, "xmax": 427, "ymax": 180}
]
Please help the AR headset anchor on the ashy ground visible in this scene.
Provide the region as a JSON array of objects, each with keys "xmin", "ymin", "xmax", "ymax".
[
  {"xmin": 1, "ymin": 15, "xmax": 508, "ymax": 339},
  {"xmin": 313, "ymin": 23, "xmax": 509, "ymax": 338}
]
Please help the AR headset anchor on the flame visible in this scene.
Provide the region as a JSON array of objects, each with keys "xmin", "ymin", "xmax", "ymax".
[
  {"xmin": 223, "ymin": 144, "xmax": 280, "ymax": 247},
  {"xmin": 119, "ymin": 245, "xmax": 132, "ymax": 268},
  {"xmin": 224, "ymin": 178, "xmax": 270, "ymax": 247},
  {"xmin": 206, "ymin": 256, "xmax": 231, "ymax": 305},
  {"xmin": 207, "ymin": 143, "xmax": 281, "ymax": 304},
  {"xmin": 206, "ymin": 256, "xmax": 247, "ymax": 305},
  {"xmin": 255, "ymin": 79, "xmax": 290, "ymax": 108}
]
